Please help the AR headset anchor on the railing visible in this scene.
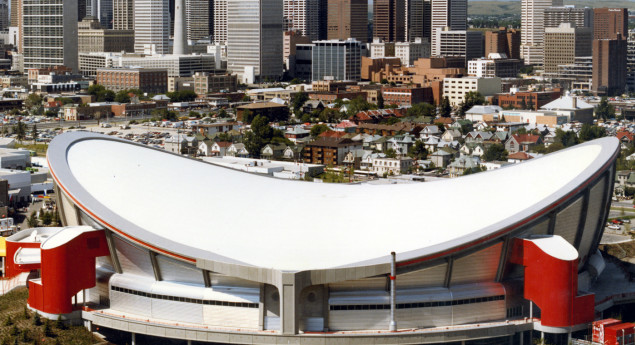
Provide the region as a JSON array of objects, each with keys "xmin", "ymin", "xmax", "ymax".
[{"xmin": 0, "ymin": 272, "xmax": 29, "ymax": 295}]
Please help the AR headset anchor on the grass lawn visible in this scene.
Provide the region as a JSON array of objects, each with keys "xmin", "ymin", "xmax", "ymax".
[
  {"xmin": 14, "ymin": 143, "xmax": 48, "ymax": 157},
  {"xmin": 0, "ymin": 288, "xmax": 100, "ymax": 344}
]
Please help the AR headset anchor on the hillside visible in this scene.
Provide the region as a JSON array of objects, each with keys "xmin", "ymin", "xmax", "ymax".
[{"xmin": 468, "ymin": 0, "xmax": 635, "ymax": 16}]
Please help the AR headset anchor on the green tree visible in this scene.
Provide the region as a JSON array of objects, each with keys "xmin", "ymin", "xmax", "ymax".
[
  {"xmin": 166, "ymin": 90, "xmax": 197, "ymax": 102},
  {"xmin": 385, "ymin": 148, "xmax": 397, "ymax": 158},
  {"xmin": 41, "ymin": 212, "xmax": 53, "ymax": 226},
  {"xmin": 458, "ymin": 92, "xmax": 485, "ymax": 116},
  {"xmin": 377, "ymin": 93, "xmax": 385, "ymax": 109},
  {"xmin": 291, "ymin": 91, "xmax": 309, "ymax": 115},
  {"xmin": 13, "ymin": 120, "xmax": 26, "ymax": 143},
  {"xmin": 555, "ymin": 128, "xmax": 579, "ymax": 147},
  {"xmin": 482, "ymin": 143, "xmax": 508, "ymax": 162},
  {"xmin": 24, "ymin": 93, "xmax": 43, "ymax": 110},
  {"xmin": 578, "ymin": 124, "xmax": 606, "ymax": 142},
  {"xmin": 310, "ymin": 124, "xmax": 330, "ymax": 137},
  {"xmin": 407, "ymin": 102, "xmax": 436, "ymax": 117},
  {"xmin": 31, "ymin": 124, "xmax": 38, "ymax": 142},
  {"xmin": 346, "ymin": 96, "xmax": 375, "ymax": 117},
  {"xmin": 440, "ymin": 97, "xmax": 452, "ymax": 117},
  {"xmin": 595, "ymin": 97, "xmax": 615, "ymax": 121},
  {"xmin": 408, "ymin": 140, "xmax": 428, "ymax": 159},
  {"xmin": 244, "ymin": 115, "xmax": 273, "ymax": 157},
  {"xmin": 114, "ymin": 90, "xmax": 131, "ymax": 103}
]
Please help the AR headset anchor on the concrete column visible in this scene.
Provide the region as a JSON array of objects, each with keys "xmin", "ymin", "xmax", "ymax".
[
  {"xmin": 520, "ymin": 331, "xmax": 524, "ymax": 345},
  {"xmin": 280, "ymin": 273, "xmax": 297, "ymax": 335},
  {"xmin": 131, "ymin": 332, "xmax": 136, "ymax": 345},
  {"xmin": 389, "ymin": 251, "xmax": 397, "ymax": 332},
  {"xmin": 509, "ymin": 335, "xmax": 513, "ymax": 345}
]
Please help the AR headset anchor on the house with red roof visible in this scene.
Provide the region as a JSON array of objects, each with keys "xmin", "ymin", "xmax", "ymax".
[{"xmin": 616, "ymin": 131, "xmax": 634, "ymax": 143}]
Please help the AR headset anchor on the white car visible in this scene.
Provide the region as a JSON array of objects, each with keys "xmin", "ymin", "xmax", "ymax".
[{"xmin": 607, "ymin": 224, "xmax": 621, "ymax": 230}]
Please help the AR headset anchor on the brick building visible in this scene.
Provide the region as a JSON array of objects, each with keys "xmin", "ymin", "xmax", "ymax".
[
  {"xmin": 484, "ymin": 28, "xmax": 520, "ymax": 60},
  {"xmin": 494, "ymin": 89, "xmax": 562, "ymax": 110},
  {"xmin": 381, "ymin": 86, "xmax": 433, "ymax": 107},
  {"xmin": 302, "ymin": 137, "xmax": 362, "ymax": 165},
  {"xmin": 96, "ymin": 68, "xmax": 168, "ymax": 93}
]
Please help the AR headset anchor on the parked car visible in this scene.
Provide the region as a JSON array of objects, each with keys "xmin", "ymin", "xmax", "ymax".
[
  {"xmin": 612, "ymin": 219, "xmax": 624, "ymax": 225},
  {"xmin": 620, "ymin": 218, "xmax": 631, "ymax": 224},
  {"xmin": 608, "ymin": 224, "xmax": 621, "ymax": 230}
]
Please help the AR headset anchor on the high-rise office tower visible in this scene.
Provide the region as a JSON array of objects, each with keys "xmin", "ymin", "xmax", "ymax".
[
  {"xmin": 22, "ymin": 0, "xmax": 78, "ymax": 71},
  {"xmin": 327, "ymin": 0, "xmax": 368, "ymax": 43},
  {"xmin": 227, "ymin": 0, "xmax": 283, "ymax": 82},
  {"xmin": 10, "ymin": 0, "xmax": 18, "ymax": 26},
  {"xmin": 520, "ymin": 0, "xmax": 563, "ymax": 65},
  {"xmin": 0, "ymin": 0, "xmax": 8, "ymax": 31},
  {"xmin": 312, "ymin": 39, "xmax": 361, "ymax": 81},
  {"xmin": 113, "ymin": 0, "xmax": 134, "ymax": 30},
  {"xmin": 87, "ymin": 0, "xmax": 113, "ymax": 29},
  {"xmin": 134, "ymin": 0, "xmax": 169, "ymax": 54},
  {"xmin": 593, "ymin": 37, "xmax": 627, "ymax": 95},
  {"xmin": 213, "ymin": 0, "xmax": 226, "ymax": 43},
  {"xmin": 186, "ymin": 0, "xmax": 212, "ymax": 40},
  {"xmin": 405, "ymin": 0, "xmax": 423, "ymax": 42},
  {"xmin": 544, "ymin": 6, "xmax": 593, "ymax": 29},
  {"xmin": 627, "ymin": 32, "xmax": 635, "ymax": 91},
  {"xmin": 373, "ymin": 0, "xmax": 405, "ymax": 42},
  {"xmin": 593, "ymin": 8, "xmax": 627, "ymax": 39},
  {"xmin": 422, "ymin": 0, "xmax": 430, "ymax": 40},
  {"xmin": 317, "ymin": 0, "xmax": 326, "ymax": 39},
  {"xmin": 283, "ymin": 0, "xmax": 319, "ymax": 40},
  {"xmin": 430, "ymin": 0, "xmax": 467, "ymax": 56},
  {"xmin": 543, "ymin": 23, "xmax": 592, "ymax": 76},
  {"xmin": 592, "ymin": 8, "xmax": 628, "ymax": 95},
  {"xmin": 485, "ymin": 28, "xmax": 520, "ymax": 60}
]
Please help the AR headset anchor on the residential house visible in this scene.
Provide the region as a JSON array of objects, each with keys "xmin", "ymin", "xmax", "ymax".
[
  {"xmin": 441, "ymin": 129, "xmax": 461, "ymax": 142},
  {"xmin": 616, "ymin": 131, "xmax": 634, "ymax": 144},
  {"xmin": 210, "ymin": 141, "xmax": 232, "ymax": 157},
  {"xmin": 227, "ymin": 143, "xmax": 249, "ymax": 157},
  {"xmin": 465, "ymin": 131, "xmax": 494, "ymax": 143},
  {"xmin": 198, "ymin": 139, "xmax": 214, "ymax": 156},
  {"xmin": 356, "ymin": 122, "xmax": 423, "ymax": 137},
  {"xmin": 372, "ymin": 157, "xmax": 414, "ymax": 176},
  {"xmin": 419, "ymin": 125, "xmax": 441, "ymax": 140},
  {"xmin": 460, "ymin": 143, "xmax": 485, "ymax": 157},
  {"xmin": 448, "ymin": 156, "xmax": 481, "ymax": 178},
  {"xmin": 343, "ymin": 149, "xmax": 367, "ymax": 169},
  {"xmin": 429, "ymin": 150, "xmax": 452, "ymax": 168},
  {"xmin": 285, "ymin": 126, "xmax": 311, "ymax": 143},
  {"xmin": 349, "ymin": 108, "xmax": 405, "ymax": 124},
  {"xmin": 361, "ymin": 152, "xmax": 386, "ymax": 170},
  {"xmin": 507, "ymin": 151, "xmax": 535, "ymax": 163},
  {"xmin": 165, "ymin": 135, "xmax": 198, "ymax": 155},
  {"xmin": 283, "ymin": 145, "xmax": 304, "ymax": 160},
  {"xmin": 192, "ymin": 122, "xmax": 236, "ymax": 136},
  {"xmin": 505, "ymin": 134, "xmax": 543, "ymax": 154},
  {"xmin": 302, "ymin": 100, "xmax": 325, "ymax": 114},
  {"xmin": 388, "ymin": 134, "xmax": 416, "ymax": 156},
  {"xmin": 616, "ymin": 171, "xmax": 630, "ymax": 187},
  {"xmin": 261, "ymin": 144, "xmax": 286, "ymax": 159},
  {"xmin": 424, "ymin": 137, "xmax": 440, "ymax": 152},
  {"xmin": 334, "ymin": 120, "xmax": 358, "ymax": 133},
  {"xmin": 363, "ymin": 135, "xmax": 386, "ymax": 151}
]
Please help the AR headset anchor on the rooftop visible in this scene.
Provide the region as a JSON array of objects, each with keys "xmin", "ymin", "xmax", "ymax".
[{"xmin": 48, "ymin": 133, "xmax": 619, "ymax": 271}]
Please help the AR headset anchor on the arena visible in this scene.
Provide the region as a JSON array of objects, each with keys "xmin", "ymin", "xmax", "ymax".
[{"xmin": 4, "ymin": 132, "xmax": 621, "ymax": 344}]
